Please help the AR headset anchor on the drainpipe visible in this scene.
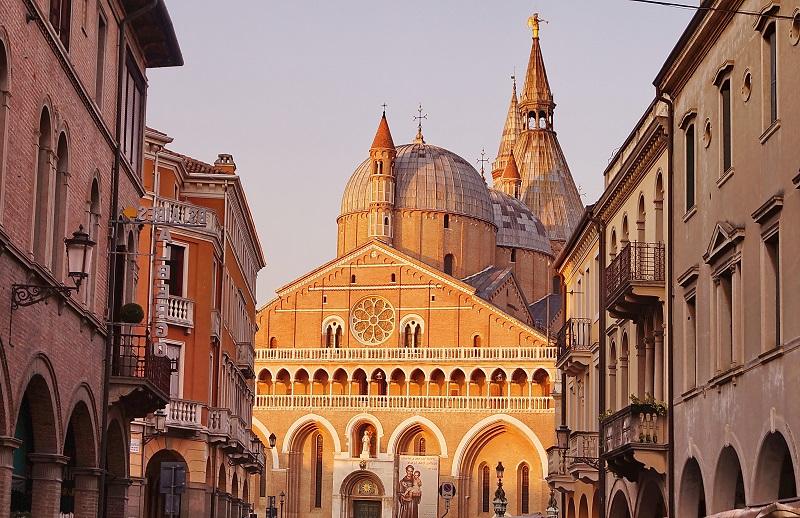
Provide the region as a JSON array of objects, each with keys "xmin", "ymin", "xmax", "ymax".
[
  {"xmin": 656, "ymin": 90, "xmax": 675, "ymax": 518},
  {"xmin": 590, "ymin": 213, "xmax": 607, "ymax": 518},
  {"xmin": 98, "ymin": 2, "xmax": 160, "ymax": 517}
]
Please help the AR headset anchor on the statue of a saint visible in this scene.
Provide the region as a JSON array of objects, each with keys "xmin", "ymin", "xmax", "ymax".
[{"xmin": 360, "ymin": 429, "xmax": 372, "ymax": 458}]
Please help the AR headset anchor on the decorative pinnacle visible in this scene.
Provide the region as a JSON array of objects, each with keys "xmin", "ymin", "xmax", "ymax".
[
  {"xmin": 381, "ymin": 102, "xmax": 388, "ymax": 117},
  {"xmin": 528, "ymin": 12, "xmax": 547, "ymax": 39},
  {"xmin": 413, "ymin": 103, "xmax": 427, "ymax": 144},
  {"xmin": 476, "ymin": 148, "xmax": 490, "ymax": 183}
]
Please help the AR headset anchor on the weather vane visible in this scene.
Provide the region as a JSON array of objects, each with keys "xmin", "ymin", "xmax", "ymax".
[{"xmin": 413, "ymin": 103, "xmax": 427, "ymax": 144}]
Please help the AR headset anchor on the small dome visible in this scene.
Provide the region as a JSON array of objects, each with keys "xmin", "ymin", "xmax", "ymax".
[
  {"xmin": 489, "ymin": 190, "xmax": 552, "ymax": 255},
  {"xmin": 341, "ymin": 143, "xmax": 494, "ymax": 224}
]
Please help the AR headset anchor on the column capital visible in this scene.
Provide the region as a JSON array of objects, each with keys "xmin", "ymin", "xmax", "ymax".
[
  {"xmin": 28, "ymin": 453, "xmax": 68, "ymax": 482},
  {"xmin": 0, "ymin": 437, "xmax": 22, "ymax": 468}
]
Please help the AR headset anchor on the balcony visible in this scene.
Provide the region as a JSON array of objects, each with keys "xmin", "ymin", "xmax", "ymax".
[
  {"xmin": 165, "ymin": 398, "xmax": 204, "ymax": 429},
  {"xmin": 236, "ymin": 341, "xmax": 255, "ymax": 379},
  {"xmin": 164, "ymin": 295, "xmax": 194, "ymax": 327},
  {"xmin": 605, "ymin": 242, "xmax": 665, "ymax": 318},
  {"xmin": 254, "ymin": 394, "xmax": 553, "ymax": 413},
  {"xmin": 255, "ymin": 346, "xmax": 557, "ymax": 363},
  {"xmin": 157, "ymin": 199, "xmax": 223, "ymax": 243},
  {"xmin": 110, "ymin": 328, "xmax": 171, "ymax": 418},
  {"xmin": 546, "ymin": 446, "xmax": 573, "ymax": 492},
  {"xmin": 567, "ymin": 431, "xmax": 599, "ymax": 483},
  {"xmin": 208, "ymin": 408, "xmax": 231, "ymax": 442},
  {"xmin": 602, "ymin": 405, "xmax": 668, "ymax": 481},
  {"xmin": 556, "ymin": 318, "xmax": 594, "ymax": 376}
]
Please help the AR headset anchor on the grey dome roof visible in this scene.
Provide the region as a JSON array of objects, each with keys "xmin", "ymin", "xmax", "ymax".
[
  {"xmin": 489, "ymin": 190, "xmax": 552, "ymax": 255},
  {"xmin": 341, "ymin": 143, "xmax": 495, "ymax": 224}
]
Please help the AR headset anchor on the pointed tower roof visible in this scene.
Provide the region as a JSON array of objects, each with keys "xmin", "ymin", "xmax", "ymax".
[
  {"xmin": 501, "ymin": 151, "xmax": 521, "ymax": 180},
  {"xmin": 519, "ymin": 13, "xmax": 554, "ymax": 112},
  {"xmin": 492, "ymin": 77, "xmax": 524, "ymax": 181},
  {"xmin": 371, "ymin": 112, "xmax": 395, "ymax": 150}
]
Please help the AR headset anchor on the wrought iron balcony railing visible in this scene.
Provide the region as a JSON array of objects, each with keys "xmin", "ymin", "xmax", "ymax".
[
  {"xmin": 605, "ymin": 242, "xmax": 665, "ymax": 303},
  {"xmin": 556, "ymin": 318, "xmax": 593, "ymax": 363},
  {"xmin": 111, "ymin": 329, "xmax": 171, "ymax": 398}
]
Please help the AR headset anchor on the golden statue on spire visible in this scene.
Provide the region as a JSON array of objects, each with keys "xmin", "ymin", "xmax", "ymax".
[{"xmin": 528, "ymin": 12, "xmax": 542, "ymax": 39}]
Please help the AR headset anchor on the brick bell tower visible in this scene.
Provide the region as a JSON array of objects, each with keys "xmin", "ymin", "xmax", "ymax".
[{"xmin": 367, "ymin": 110, "xmax": 397, "ymax": 244}]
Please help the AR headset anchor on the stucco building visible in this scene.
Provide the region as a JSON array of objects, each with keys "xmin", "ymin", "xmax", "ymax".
[
  {"xmin": 658, "ymin": 1, "xmax": 800, "ymax": 516},
  {"xmin": 126, "ymin": 129, "xmax": 266, "ymax": 517},
  {"xmin": 253, "ymin": 14, "xmax": 583, "ymax": 518}
]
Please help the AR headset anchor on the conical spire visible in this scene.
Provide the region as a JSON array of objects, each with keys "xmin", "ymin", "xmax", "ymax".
[
  {"xmin": 371, "ymin": 111, "xmax": 395, "ymax": 150},
  {"xmin": 492, "ymin": 76, "xmax": 524, "ymax": 182},
  {"xmin": 519, "ymin": 13, "xmax": 554, "ymax": 115},
  {"xmin": 501, "ymin": 151, "xmax": 521, "ymax": 181}
]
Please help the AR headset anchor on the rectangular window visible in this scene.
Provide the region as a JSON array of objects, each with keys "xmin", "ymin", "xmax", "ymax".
[
  {"xmin": 721, "ymin": 79, "xmax": 732, "ymax": 172},
  {"xmin": 165, "ymin": 342, "xmax": 181, "ymax": 398},
  {"xmin": 95, "ymin": 13, "xmax": 107, "ymax": 104},
  {"xmin": 685, "ymin": 125, "xmax": 695, "ymax": 211},
  {"xmin": 763, "ymin": 232, "xmax": 780, "ymax": 349},
  {"xmin": 167, "ymin": 244, "xmax": 185, "ymax": 297},
  {"xmin": 718, "ymin": 271, "xmax": 734, "ymax": 369},
  {"xmin": 765, "ymin": 24, "xmax": 778, "ymax": 124},
  {"xmin": 49, "ymin": 0, "xmax": 72, "ymax": 50},
  {"xmin": 121, "ymin": 56, "xmax": 145, "ymax": 171},
  {"xmin": 685, "ymin": 296, "xmax": 697, "ymax": 388}
]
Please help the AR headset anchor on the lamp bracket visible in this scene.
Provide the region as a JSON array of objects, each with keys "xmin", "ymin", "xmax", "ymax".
[
  {"xmin": 562, "ymin": 454, "xmax": 602, "ymax": 470},
  {"xmin": 11, "ymin": 283, "xmax": 76, "ymax": 310}
]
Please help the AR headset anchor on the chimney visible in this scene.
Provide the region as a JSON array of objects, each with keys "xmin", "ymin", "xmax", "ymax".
[{"xmin": 214, "ymin": 153, "xmax": 236, "ymax": 174}]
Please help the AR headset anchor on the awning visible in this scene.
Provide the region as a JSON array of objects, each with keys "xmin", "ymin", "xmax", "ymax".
[{"xmin": 706, "ymin": 502, "xmax": 800, "ymax": 518}]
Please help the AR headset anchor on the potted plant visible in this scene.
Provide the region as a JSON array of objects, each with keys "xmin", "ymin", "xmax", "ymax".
[
  {"xmin": 629, "ymin": 393, "xmax": 667, "ymax": 416},
  {"xmin": 118, "ymin": 302, "xmax": 145, "ymax": 324}
]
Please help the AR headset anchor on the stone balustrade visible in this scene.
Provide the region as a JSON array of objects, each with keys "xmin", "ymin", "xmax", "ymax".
[
  {"xmin": 255, "ymin": 346, "xmax": 556, "ymax": 363},
  {"xmin": 254, "ymin": 394, "xmax": 553, "ymax": 413}
]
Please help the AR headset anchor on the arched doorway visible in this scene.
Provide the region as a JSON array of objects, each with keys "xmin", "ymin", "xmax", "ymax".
[
  {"xmin": 105, "ymin": 419, "xmax": 129, "ymax": 516},
  {"xmin": 608, "ymin": 490, "xmax": 631, "ymax": 518},
  {"xmin": 753, "ymin": 432, "xmax": 797, "ymax": 502},
  {"xmin": 144, "ymin": 449, "xmax": 188, "ymax": 518},
  {"xmin": 636, "ymin": 480, "xmax": 666, "ymax": 517},
  {"xmin": 679, "ymin": 458, "xmax": 707, "ymax": 518},
  {"xmin": 713, "ymin": 446, "xmax": 746, "ymax": 512},
  {"xmin": 62, "ymin": 399, "xmax": 98, "ymax": 516},
  {"xmin": 578, "ymin": 494, "xmax": 589, "ymax": 518},
  {"xmin": 339, "ymin": 470, "xmax": 384, "ymax": 518}
]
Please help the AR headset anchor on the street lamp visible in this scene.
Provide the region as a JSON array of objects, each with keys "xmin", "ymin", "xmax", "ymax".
[
  {"xmin": 142, "ymin": 408, "xmax": 167, "ymax": 445},
  {"xmin": 555, "ymin": 424, "xmax": 601, "ymax": 470},
  {"xmin": 279, "ymin": 491, "xmax": 285, "ymax": 518},
  {"xmin": 492, "ymin": 462, "xmax": 507, "ymax": 517},
  {"xmin": 11, "ymin": 225, "xmax": 96, "ymax": 309},
  {"xmin": 268, "ymin": 433, "xmax": 277, "ymax": 449},
  {"xmin": 546, "ymin": 489, "xmax": 560, "ymax": 518},
  {"xmin": 556, "ymin": 424, "xmax": 570, "ymax": 450}
]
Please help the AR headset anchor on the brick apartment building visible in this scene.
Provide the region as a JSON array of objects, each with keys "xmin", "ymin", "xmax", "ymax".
[{"xmin": 0, "ymin": 0, "xmax": 182, "ymax": 517}]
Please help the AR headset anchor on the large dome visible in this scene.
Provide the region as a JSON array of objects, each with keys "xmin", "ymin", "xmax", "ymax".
[
  {"xmin": 489, "ymin": 190, "xmax": 552, "ymax": 255},
  {"xmin": 340, "ymin": 143, "xmax": 495, "ymax": 224}
]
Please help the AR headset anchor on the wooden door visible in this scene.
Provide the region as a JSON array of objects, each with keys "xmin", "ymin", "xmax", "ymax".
[{"xmin": 353, "ymin": 499, "xmax": 381, "ymax": 518}]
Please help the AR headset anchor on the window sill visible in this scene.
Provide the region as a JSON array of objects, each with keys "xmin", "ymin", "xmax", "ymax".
[
  {"xmin": 716, "ymin": 167, "xmax": 735, "ymax": 188},
  {"xmin": 682, "ymin": 206, "xmax": 697, "ymax": 223},
  {"xmin": 709, "ymin": 365, "xmax": 744, "ymax": 389},
  {"xmin": 760, "ymin": 119, "xmax": 781, "ymax": 144},
  {"xmin": 757, "ymin": 345, "xmax": 784, "ymax": 365},
  {"xmin": 680, "ymin": 386, "xmax": 703, "ymax": 402}
]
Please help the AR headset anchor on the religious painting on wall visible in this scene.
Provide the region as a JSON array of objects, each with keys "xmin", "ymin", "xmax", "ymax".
[{"xmin": 396, "ymin": 455, "xmax": 439, "ymax": 518}]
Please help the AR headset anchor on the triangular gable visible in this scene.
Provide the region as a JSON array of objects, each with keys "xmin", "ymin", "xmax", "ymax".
[
  {"xmin": 703, "ymin": 221, "xmax": 745, "ymax": 264},
  {"xmin": 263, "ymin": 239, "xmax": 548, "ymax": 342}
]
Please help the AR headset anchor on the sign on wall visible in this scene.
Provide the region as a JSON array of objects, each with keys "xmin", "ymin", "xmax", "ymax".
[{"xmin": 397, "ymin": 455, "xmax": 439, "ymax": 518}]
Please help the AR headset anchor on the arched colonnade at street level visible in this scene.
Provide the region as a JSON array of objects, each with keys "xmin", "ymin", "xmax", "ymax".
[{"xmin": 255, "ymin": 366, "xmax": 552, "ymax": 397}]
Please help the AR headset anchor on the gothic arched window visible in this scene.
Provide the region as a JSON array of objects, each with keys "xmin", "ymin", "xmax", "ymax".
[
  {"xmin": 324, "ymin": 320, "xmax": 342, "ymax": 348},
  {"xmin": 444, "ymin": 214, "xmax": 450, "ymax": 229},
  {"xmin": 519, "ymin": 463, "xmax": 530, "ymax": 513},
  {"xmin": 482, "ymin": 464, "xmax": 490, "ymax": 512},
  {"xmin": 314, "ymin": 433, "xmax": 323, "ymax": 508}
]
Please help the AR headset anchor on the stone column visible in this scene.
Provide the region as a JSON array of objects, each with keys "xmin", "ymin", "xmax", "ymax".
[
  {"xmin": 731, "ymin": 263, "xmax": 742, "ymax": 365},
  {"xmin": 215, "ymin": 490, "xmax": 228, "ymax": 517},
  {"xmin": 645, "ymin": 335, "xmax": 655, "ymax": 398},
  {"xmin": 72, "ymin": 467, "xmax": 103, "ymax": 518},
  {"xmin": 654, "ymin": 329, "xmax": 664, "ymax": 401},
  {"xmin": 106, "ymin": 477, "xmax": 133, "ymax": 518},
  {"xmin": 28, "ymin": 453, "xmax": 68, "ymax": 517},
  {"xmin": 0, "ymin": 437, "xmax": 22, "ymax": 514}
]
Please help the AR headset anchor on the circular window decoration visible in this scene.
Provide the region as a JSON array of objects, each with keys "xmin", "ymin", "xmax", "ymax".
[
  {"xmin": 350, "ymin": 296, "xmax": 395, "ymax": 345},
  {"xmin": 702, "ymin": 119, "xmax": 712, "ymax": 148},
  {"xmin": 791, "ymin": 11, "xmax": 800, "ymax": 46},
  {"xmin": 741, "ymin": 71, "xmax": 752, "ymax": 102}
]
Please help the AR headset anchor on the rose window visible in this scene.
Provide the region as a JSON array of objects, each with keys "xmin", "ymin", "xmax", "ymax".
[{"xmin": 350, "ymin": 296, "xmax": 395, "ymax": 345}]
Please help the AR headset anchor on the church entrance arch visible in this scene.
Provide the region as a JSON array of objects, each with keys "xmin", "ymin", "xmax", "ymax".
[{"xmin": 339, "ymin": 470, "xmax": 385, "ymax": 518}]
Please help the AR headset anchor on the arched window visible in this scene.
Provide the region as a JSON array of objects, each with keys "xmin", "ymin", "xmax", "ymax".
[
  {"xmin": 390, "ymin": 273, "xmax": 396, "ymax": 283},
  {"xmin": 84, "ymin": 179, "xmax": 101, "ymax": 307},
  {"xmin": 720, "ymin": 77, "xmax": 733, "ymax": 173},
  {"xmin": 443, "ymin": 254, "xmax": 454, "ymax": 276},
  {"xmin": 621, "ymin": 214, "xmax": 629, "ymax": 246},
  {"xmin": 637, "ymin": 195, "xmax": 646, "ymax": 242},
  {"xmin": 314, "ymin": 433, "xmax": 323, "ymax": 508},
  {"xmin": 324, "ymin": 320, "xmax": 343, "ymax": 348},
  {"xmin": 510, "ymin": 249, "xmax": 517, "ymax": 263},
  {"xmin": 473, "ymin": 335, "xmax": 482, "ymax": 348},
  {"xmin": 351, "ymin": 274, "xmax": 356, "ymax": 284},
  {"xmin": 51, "ymin": 133, "xmax": 69, "ymax": 279},
  {"xmin": 444, "ymin": 214, "xmax": 450, "ymax": 229},
  {"xmin": 685, "ymin": 124, "xmax": 696, "ymax": 211},
  {"xmin": 34, "ymin": 108, "xmax": 53, "ymax": 264},
  {"xmin": 402, "ymin": 317, "xmax": 423, "ymax": 348},
  {"xmin": 610, "ymin": 228, "xmax": 618, "ymax": 259},
  {"xmin": 482, "ymin": 464, "xmax": 491, "ymax": 512},
  {"xmin": 519, "ymin": 464, "xmax": 530, "ymax": 514},
  {"xmin": 527, "ymin": 111, "xmax": 536, "ymax": 130},
  {"xmin": 269, "ymin": 337, "xmax": 278, "ymax": 349},
  {"xmin": 0, "ymin": 39, "xmax": 8, "ymax": 210}
]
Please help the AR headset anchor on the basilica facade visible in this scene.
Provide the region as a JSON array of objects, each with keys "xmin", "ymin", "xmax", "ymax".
[{"xmin": 252, "ymin": 15, "xmax": 583, "ymax": 518}]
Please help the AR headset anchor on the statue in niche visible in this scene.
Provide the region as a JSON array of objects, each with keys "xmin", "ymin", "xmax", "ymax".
[{"xmin": 360, "ymin": 428, "xmax": 373, "ymax": 459}]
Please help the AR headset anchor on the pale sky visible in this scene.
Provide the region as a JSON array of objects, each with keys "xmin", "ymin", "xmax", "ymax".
[{"xmin": 145, "ymin": 1, "xmax": 694, "ymax": 305}]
